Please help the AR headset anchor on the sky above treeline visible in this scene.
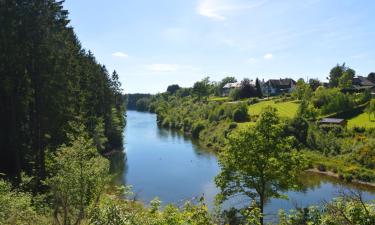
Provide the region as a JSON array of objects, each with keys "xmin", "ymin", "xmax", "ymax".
[{"xmin": 63, "ymin": 0, "xmax": 375, "ymax": 94}]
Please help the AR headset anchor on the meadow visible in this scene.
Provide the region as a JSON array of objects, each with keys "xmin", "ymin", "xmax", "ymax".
[{"xmin": 248, "ymin": 100, "xmax": 300, "ymax": 118}]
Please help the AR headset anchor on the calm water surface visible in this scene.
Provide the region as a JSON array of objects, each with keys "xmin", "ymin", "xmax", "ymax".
[{"xmin": 121, "ymin": 110, "xmax": 375, "ymax": 220}]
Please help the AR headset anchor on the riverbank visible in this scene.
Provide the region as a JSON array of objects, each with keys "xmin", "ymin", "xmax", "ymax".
[
  {"xmin": 306, "ymin": 168, "xmax": 375, "ymax": 188},
  {"xmin": 156, "ymin": 114, "xmax": 375, "ymax": 189}
]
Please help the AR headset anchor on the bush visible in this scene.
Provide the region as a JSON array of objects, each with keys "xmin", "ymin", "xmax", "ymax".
[
  {"xmin": 229, "ymin": 88, "xmax": 241, "ymax": 101},
  {"xmin": 228, "ymin": 122, "xmax": 238, "ymax": 129},
  {"xmin": 248, "ymin": 98, "xmax": 259, "ymax": 105},
  {"xmin": 232, "ymin": 104, "xmax": 248, "ymax": 122},
  {"xmin": 192, "ymin": 121, "xmax": 205, "ymax": 138}
]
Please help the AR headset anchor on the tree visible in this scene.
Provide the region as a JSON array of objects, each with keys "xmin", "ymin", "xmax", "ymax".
[
  {"xmin": 216, "ymin": 76, "xmax": 237, "ymax": 96},
  {"xmin": 136, "ymin": 98, "xmax": 151, "ymax": 111},
  {"xmin": 308, "ymin": 78, "xmax": 321, "ymax": 91},
  {"xmin": 215, "ymin": 107, "xmax": 302, "ymax": 225},
  {"xmin": 366, "ymin": 99, "xmax": 375, "ymax": 121},
  {"xmin": 166, "ymin": 84, "xmax": 181, "ymax": 94},
  {"xmin": 328, "ymin": 63, "xmax": 345, "ymax": 87},
  {"xmin": 255, "ymin": 78, "xmax": 263, "ymax": 98},
  {"xmin": 193, "ymin": 77, "xmax": 210, "ymax": 99},
  {"xmin": 328, "ymin": 63, "xmax": 355, "ymax": 88},
  {"xmin": 339, "ymin": 70, "xmax": 355, "ymax": 90},
  {"xmin": 46, "ymin": 122, "xmax": 109, "ymax": 225},
  {"xmin": 292, "ymin": 79, "xmax": 312, "ymax": 100},
  {"xmin": 239, "ymin": 78, "xmax": 257, "ymax": 98}
]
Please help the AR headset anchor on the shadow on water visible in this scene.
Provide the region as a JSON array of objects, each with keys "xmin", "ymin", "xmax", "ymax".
[{"xmin": 109, "ymin": 150, "xmax": 128, "ymax": 186}]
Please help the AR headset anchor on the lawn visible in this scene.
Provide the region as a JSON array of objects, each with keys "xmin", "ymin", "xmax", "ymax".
[
  {"xmin": 208, "ymin": 96, "xmax": 229, "ymax": 102},
  {"xmin": 331, "ymin": 105, "xmax": 375, "ymax": 128},
  {"xmin": 248, "ymin": 100, "xmax": 300, "ymax": 118},
  {"xmin": 347, "ymin": 112, "xmax": 375, "ymax": 128}
]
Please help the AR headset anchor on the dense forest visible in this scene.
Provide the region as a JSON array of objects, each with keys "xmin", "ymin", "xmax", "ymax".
[{"xmin": 0, "ymin": 0, "xmax": 125, "ymax": 189}]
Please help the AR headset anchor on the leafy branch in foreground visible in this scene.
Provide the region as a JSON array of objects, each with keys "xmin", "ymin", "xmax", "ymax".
[{"xmin": 45, "ymin": 122, "xmax": 110, "ymax": 225}]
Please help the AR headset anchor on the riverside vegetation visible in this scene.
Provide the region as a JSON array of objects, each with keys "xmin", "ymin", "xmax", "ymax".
[
  {"xmin": 1, "ymin": 1, "xmax": 375, "ymax": 224},
  {"xmin": 128, "ymin": 69, "xmax": 375, "ymax": 224}
]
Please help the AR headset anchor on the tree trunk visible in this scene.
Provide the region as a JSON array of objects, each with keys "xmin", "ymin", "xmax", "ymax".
[{"xmin": 259, "ymin": 194, "xmax": 264, "ymax": 225}]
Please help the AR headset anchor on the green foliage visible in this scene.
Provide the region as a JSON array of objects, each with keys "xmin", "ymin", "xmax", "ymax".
[
  {"xmin": 215, "ymin": 76, "xmax": 237, "ymax": 96},
  {"xmin": 136, "ymin": 97, "xmax": 151, "ymax": 111},
  {"xmin": 239, "ymin": 78, "xmax": 257, "ymax": 99},
  {"xmin": 279, "ymin": 196, "xmax": 375, "ymax": 225},
  {"xmin": 292, "ymin": 78, "xmax": 313, "ymax": 100},
  {"xmin": 193, "ymin": 77, "xmax": 211, "ymax": 99},
  {"xmin": 229, "ymin": 88, "xmax": 241, "ymax": 101},
  {"xmin": 339, "ymin": 70, "xmax": 354, "ymax": 89},
  {"xmin": 215, "ymin": 107, "xmax": 303, "ymax": 225},
  {"xmin": 329, "ymin": 63, "xmax": 355, "ymax": 88},
  {"xmin": 297, "ymin": 100, "xmax": 318, "ymax": 120},
  {"xmin": 365, "ymin": 99, "xmax": 375, "ymax": 120},
  {"xmin": 90, "ymin": 193, "xmax": 215, "ymax": 225},
  {"xmin": 0, "ymin": 179, "xmax": 49, "ymax": 225},
  {"xmin": 167, "ymin": 84, "xmax": 181, "ymax": 94},
  {"xmin": 0, "ymin": 0, "xmax": 125, "ymax": 185},
  {"xmin": 192, "ymin": 121, "xmax": 206, "ymax": 138},
  {"xmin": 45, "ymin": 123, "xmax": 110, "ymax": 224},
  {"xmin": 308, "ymin": 78, "xmax": 321, "ymax": 91},
  {"xmin": 232, "ymin": 103, "xmax": 249, "ymax": 122},
  {"xmin": 312, "ymin": 87, "xmax": 354, "ymax": 115}
]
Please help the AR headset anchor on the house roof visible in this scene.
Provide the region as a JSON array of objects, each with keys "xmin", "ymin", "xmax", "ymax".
[
  {"xmin": 265, "ymin": 78, "xmax": 296, "ymax": 88},
  {"xmin": 223, "ymin": 82, "xmax": 241, "ymax": 89},
  {"xmin": 352, "ymin": 76, "xmax": 374, "ymax": 87},
  {"xmin": 319, "ymin": 118, "xmax": 345, "ymax": 124}
]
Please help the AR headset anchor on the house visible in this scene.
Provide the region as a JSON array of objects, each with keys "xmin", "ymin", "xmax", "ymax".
[
  {"xmin": 262, "ymin": 78, "xmax": 296, "ymax": 96},
  {"xmin": 222, "ymin": 82, "xmax": 241, "ymax": 96},
  {"xmin": 350, "ymin": 76, "xmax": 375, "ymax": 92},
  {"xmin": 319, "ymin": 118, "xmax": 347, "ymax": 127}
]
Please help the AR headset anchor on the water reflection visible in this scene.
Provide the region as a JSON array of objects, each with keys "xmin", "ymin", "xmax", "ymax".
[{"xmin": 122, "ymin": 110, "xmax": 375, "ymax": 220}]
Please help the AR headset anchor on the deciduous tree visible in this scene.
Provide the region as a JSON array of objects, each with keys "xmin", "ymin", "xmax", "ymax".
[{"xmin": 215, "ymin": 107, "xmax": 302, "ymax": 225}]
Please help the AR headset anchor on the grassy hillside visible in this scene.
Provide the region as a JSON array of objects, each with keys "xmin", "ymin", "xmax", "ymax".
[
  {"xmin": 347, "ymin": 112, "xmax": 375, "ymax": 128},
  {"xmin": 248, "ymin": 100, "xmax": 300, "ymax": 118},
  {"xmin": 330, "ymin": 104, "xmax": 375, "ymax": 128}
]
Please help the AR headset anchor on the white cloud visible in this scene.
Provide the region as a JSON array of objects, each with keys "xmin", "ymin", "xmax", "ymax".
[
  {"xmin": 147, "ymin": 64, "xmax": 179, "ymax": 72},
  {"xmin": 247, "ymin": 57, "xmax": 257, "ymax": 63},
  {"xmin": 263, "ymin": 53, "xmax": 273, "ymax": 60},
  {"xmin": 112, "ymin": 52, "xmax": 129, "ymax": 58},
  {"xmin": 197, "ymin": 0, "xmax": 267, "ymax": 21}
]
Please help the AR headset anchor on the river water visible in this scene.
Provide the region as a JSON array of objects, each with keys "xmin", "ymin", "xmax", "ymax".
[{"xmin": 119, "ymin": 110, "xmax": 375, "ymax": 221}]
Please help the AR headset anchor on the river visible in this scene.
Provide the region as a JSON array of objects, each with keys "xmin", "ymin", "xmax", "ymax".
[{"xmin": 119, "ymin": 110, "xmax": 375, "ymax": 221}]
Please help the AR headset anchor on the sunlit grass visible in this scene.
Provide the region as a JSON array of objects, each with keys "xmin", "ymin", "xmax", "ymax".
[
  {"xmin": 347, "ymin": 112, "xmax": 375, "ymax": 128},
  {"xmin": 248, "ymin": 100, "xmax": 300, "ymax": 118}
]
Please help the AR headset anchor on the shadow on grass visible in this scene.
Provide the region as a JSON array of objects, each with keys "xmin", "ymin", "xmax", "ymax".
[{"xmin": 331, "ymin": 105, "xmax": 366, "ymax": 120}]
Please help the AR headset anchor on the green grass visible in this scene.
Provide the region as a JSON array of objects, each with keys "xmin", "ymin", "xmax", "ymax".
[
  {"xmin": 208, "ymin": 96, "xmax": 229, "ymax": 102},
  {"xmin": 347, "ymin": 112, "xmax": 375, "ymax": 128},
  {"xmin": 329, "ymin": 104, "xmax": 375, "ymax": 128},
  {"xmin": 248, "ymin": 100, "xmax": 300, "ymax": 118}
]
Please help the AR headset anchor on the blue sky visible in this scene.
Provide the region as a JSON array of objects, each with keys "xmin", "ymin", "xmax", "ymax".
[{"xmin": 63, "ymin": 0, "xmax": 375, "ymax": 94}]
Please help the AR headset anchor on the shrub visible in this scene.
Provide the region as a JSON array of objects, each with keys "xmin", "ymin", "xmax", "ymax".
[
  {"xmin": 232, "ymin": 104, "xmax": 248, "ymax": 122},
  {"xmin": 192, "ymin": 121, "xmax": 205, "ymax": 138},
  {"xmin": 229, "ymin": 88, "xmax": 241, "ymax": 101},
  {"xmin": 248, "ymin": 98, "xmax": 259, "ymax": 105},
  {"xmin": 228, "ymin": 122, "xmax": 238, "ymax": 129}
]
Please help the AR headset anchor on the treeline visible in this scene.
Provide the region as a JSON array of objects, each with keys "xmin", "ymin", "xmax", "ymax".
[
  {"xmin": 0, "ymin": 0, "xmax": 125, "ymax": 188},
  {"xmin": 126, "ymin": 93, "xmax": 152, "ymax": 110}
]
